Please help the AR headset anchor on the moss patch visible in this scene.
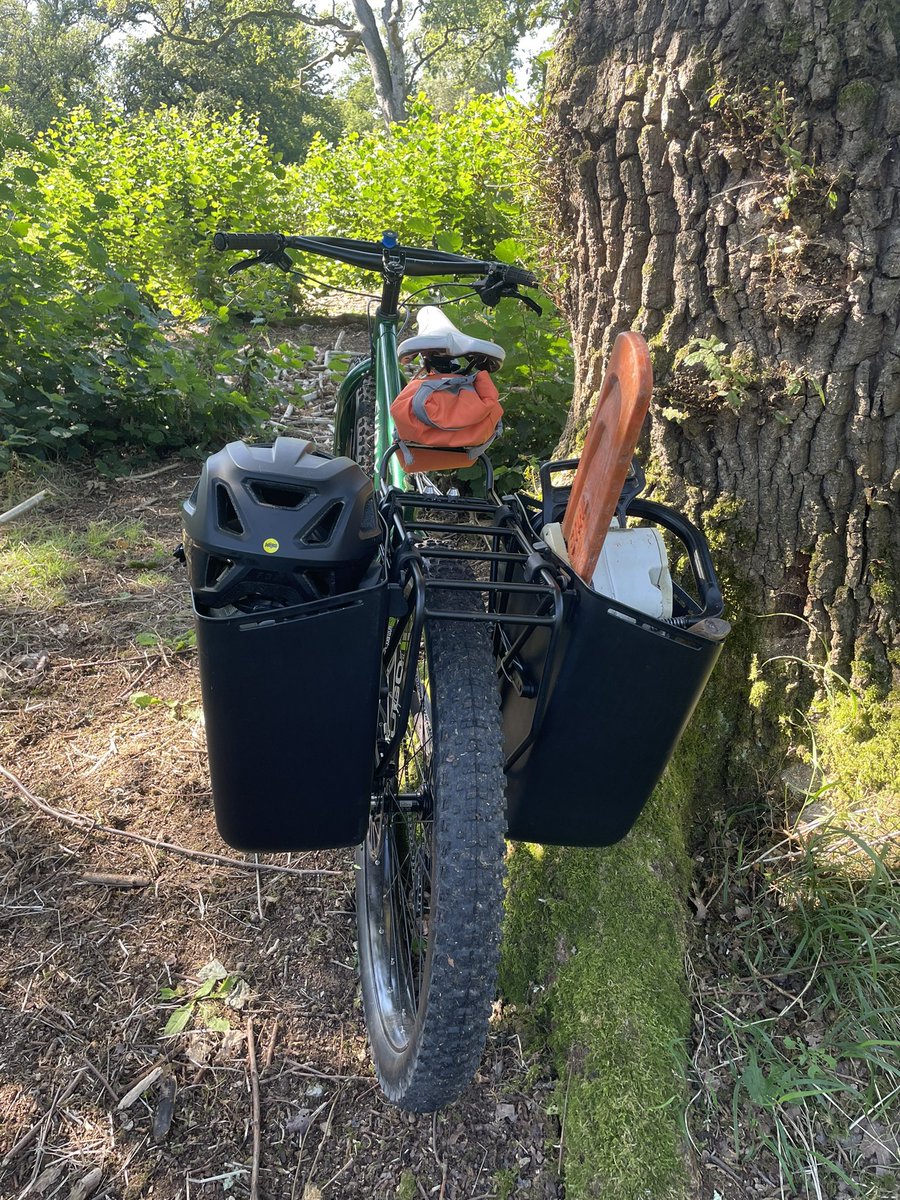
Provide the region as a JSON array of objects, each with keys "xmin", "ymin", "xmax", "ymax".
[
  {"xmin": 499, "ymin": 643, "xmax": 761, "ymax": 1199},
  {"xmin": 502, "ymin": 806, "xmax": 692, "ymax": 1199},
  {"xmin": 808, "ymin": 687, "xmax": 900, "ymax": 852},
  {"xmin": 500, "ymin": 498, "xmax": 768, "ymax": 1196}
]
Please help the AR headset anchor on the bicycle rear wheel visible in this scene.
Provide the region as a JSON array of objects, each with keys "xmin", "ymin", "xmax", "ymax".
[
  {"xmin": 346, "ymin": 370, "xmax": 376, "ymax": 478},
  {"xmin": 356, "ymin": 568, "xmax": 506, "ymax": 1111}
]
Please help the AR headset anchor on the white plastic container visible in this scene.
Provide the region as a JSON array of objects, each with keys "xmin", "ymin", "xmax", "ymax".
[{"xmin": 542, "ymin": 522, "xmax": 673, "ymax": 620}]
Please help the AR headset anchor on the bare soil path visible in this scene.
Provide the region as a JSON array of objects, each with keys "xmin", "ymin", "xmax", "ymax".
[{"xmin": 0, "ymin": 321, "xmax": 561, "ymax": 1200}]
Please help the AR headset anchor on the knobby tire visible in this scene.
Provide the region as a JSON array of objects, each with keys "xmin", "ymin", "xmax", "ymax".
[
  {"xmin": 356, "ymin": 566, "xmax": 507, "ymax": 1111},
  {"xmin": 349, "ymin": 372, "xmax": 376, "ymax": 479}
]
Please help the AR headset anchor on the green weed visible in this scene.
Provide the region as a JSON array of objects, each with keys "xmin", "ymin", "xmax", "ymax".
[
  {"xmin": 159, "ymin": 960, "xmax": 250, "ymax": 1036},
  {"xmin": 706, "ymin": 81, "xmax": 838, "ymax": 219},
  {"xmin": 674, "ymin": 336, "xmax": 758, "ymax": 414},
  {"xmin": 135, "ymin": 629, "xmax": 196, "ymax": 652},
  {"xmin": 493, "ymin": 1167, "xmax": 517, "ymax": 1199},
  {"xmin": 130, "ymin": 691, "xmax": 201, "ymax": 721},
  {"xmin": 0, "ymin": 518, "xmax": 161, "ymax": 606},
  {"xmin": 395, "ymin": 1173, "xmax": 418, "ymax": 1200}
]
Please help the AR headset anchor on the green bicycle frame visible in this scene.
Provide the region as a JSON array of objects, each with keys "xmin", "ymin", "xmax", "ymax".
[{"xmin": 334, "ymin": 311, "xmax": 406, "ymax": 490}]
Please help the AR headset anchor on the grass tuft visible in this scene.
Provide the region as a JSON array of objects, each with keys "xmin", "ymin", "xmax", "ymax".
[
  {"xmin": 689, "ymin": 678, "xmax": 900, "ymax": 1195},
  {"xmin": 0, "ymin": 517, "xmax": 165, "ymax": 607}
]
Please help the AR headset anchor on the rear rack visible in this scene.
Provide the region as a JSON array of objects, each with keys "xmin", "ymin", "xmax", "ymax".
[{"xmin": 377, "ymin": 487, "xmax": 565, "ymax": 776}]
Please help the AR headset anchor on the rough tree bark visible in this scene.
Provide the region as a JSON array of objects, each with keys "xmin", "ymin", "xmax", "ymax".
[{"xmin": 547, "ymin": 0, "xmax": 899, "ymax": 683}]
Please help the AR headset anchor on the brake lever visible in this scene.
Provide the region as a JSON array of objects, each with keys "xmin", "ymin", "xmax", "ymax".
[
  {"xmin": 227, "ymin": 249, "xmax": 294, "ymax": 276},
  {"xmin": 517, "ymin": 292, "xmax": 543, "ymax": 316},
  {"xmin": 473, "ymin": 276, "xmax": 504, "ymax": 306},
  {"xmin": 473, "ymin": 276, "xmax": 543, "ymax": 315}
]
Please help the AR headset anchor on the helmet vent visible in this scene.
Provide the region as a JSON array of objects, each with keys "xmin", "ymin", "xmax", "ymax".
[
  {"xmin": 205, "ymin": 555, "xmax": 233, "ymax": 588},
  {"xmin": 248, "ymin": 481, "xmax": 311, "ymax": 509},
  {"xmin": 216, "ymin": 484, "xmax": 244, "ymax": 534},
  {"xmin": 361, "ymin": 496, "xmax": 377, "ymax": 534},
  {"xmin": 301, "ymin": 501, "xmax": 343, "ymax": 546}
]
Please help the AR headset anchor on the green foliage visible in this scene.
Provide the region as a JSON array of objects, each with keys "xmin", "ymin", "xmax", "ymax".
[
  {"xmin": 114, "ymin": 10, "xmax": 341, "ymax": 163},
  {"xmin": 672, "ymin": 336, "xmax": 758, "ymax": 415},
  {"xmin": 0, "ymin": 95, "xmax": 567, "ymax": 468},
  {"xmin": 696, "ymin": 813, "xmax": 900, "ymax": 1192},
  {"xmin": 0, "ymin": 0, "xmax": 114, "ymax": 134},
  {"xmin": 0, "ymin": 119, "xmax": 281, "ymax": 466},
  {"xmin": 416, "ymin": 0, "xmax": 528, "ymax": 109},
  {"xmin": 280, "ymin": 96, "xmax": 570, "ymax": 480},
  {"xmin": 36, "ymin": 105, "xmax": 291, "ymax": 317},
  {"xmin": 159, "ymin": 960, "xmax": 247, "ymax": 1036},
  {"xmin": 287, "ymin": 96, "xmax": 532, "ymax": 260},
  {"xmin": 688, "ymin": 631, "xmax": 900, "ymax": 1193}
]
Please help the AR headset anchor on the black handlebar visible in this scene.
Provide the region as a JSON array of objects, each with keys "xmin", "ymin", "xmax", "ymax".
[
  {"xmin": 212, "ymin": 232, "xmax": 284, "ymax": 253},
  {"xmin": 212, "ymin": 231, "xmax": 538, "ymax": 287}
]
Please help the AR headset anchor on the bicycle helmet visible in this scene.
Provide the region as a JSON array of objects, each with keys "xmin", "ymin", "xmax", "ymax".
[{"xmin": 182, "ymin": 437, "xmax": 381, "ymax": 613}]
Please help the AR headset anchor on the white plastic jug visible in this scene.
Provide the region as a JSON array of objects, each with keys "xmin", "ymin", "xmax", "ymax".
[{"xmin": 542, "ymin": 522, "xmax": 673, "ymax": 620}]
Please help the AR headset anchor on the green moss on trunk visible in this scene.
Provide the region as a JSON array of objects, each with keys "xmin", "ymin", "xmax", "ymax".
[
  {"xmin": 501, "ymin": 526, "xmax": 764, "ymax": 1197},
  {"xmin": 502, "ymin": 785, "xmax": 692, "ymax": 1199}
]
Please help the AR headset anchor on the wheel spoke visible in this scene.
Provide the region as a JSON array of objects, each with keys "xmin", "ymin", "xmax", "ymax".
[{"xmin": 363, "ymin": 632, "xmax": 434, "ymax": 1044}]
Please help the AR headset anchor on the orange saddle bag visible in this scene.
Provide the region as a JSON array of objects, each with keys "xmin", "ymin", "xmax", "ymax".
[{"xmin": 391, "ymin": 370, "xmax": 503, "ymax": 473}]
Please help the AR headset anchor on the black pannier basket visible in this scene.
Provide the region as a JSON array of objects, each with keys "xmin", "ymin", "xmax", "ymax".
[
  {"xmin": 497, "ymin": 459, "xmax": 727, "ymax": 848},
  {"xmin": 182, "ymin": 438, "xmax": 387, "ymax": 852}
]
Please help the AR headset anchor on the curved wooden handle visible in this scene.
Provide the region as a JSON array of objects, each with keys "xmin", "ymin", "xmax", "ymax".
[{"xmin": 562, "ymin": 331, "xmax": 653, "ymax": 583}]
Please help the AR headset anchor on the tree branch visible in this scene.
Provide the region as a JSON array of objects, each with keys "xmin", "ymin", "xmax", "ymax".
[
  {"xmin": 407, "ymin": 25, "xmax": 467, "ymax": 89},
  {"xmin": 298, "ymin": 32, "xmax": 364, "ymax": 85},
  {"xmin": 133, "ymin": 1, "xmax": 357, "ymax": 50},
  {"xmin": 349, "ymin": 0, "xmax": 405, "ymax": 123},
  {"xmin": 0, "ymin": 764, "xmax": 340, "ymax": 879}
]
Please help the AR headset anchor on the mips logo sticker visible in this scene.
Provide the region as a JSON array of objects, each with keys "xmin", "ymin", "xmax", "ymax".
[{"xmin": 262, "ymin": 538, "xmax": 280, "ymax": 554}]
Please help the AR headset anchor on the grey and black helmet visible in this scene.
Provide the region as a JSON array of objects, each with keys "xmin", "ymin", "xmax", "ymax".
[{"xmin": 182, "ymin": 437, "xmax": 380, "ymax": 613}]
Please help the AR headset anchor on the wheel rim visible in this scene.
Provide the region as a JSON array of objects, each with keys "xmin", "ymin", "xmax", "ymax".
[{"xmin": 363, "ymin": 646, "xmax": 434, "ymax": 1053}]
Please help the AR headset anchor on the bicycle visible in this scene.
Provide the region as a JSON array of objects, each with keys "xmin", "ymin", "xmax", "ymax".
[
  {"xmin": 193, "ymin": 230, "xmax": 727, "ymax": 1112},
  {"xmin": 210, "ymin": 229, "xmax": 553, "ymax": 1110}
]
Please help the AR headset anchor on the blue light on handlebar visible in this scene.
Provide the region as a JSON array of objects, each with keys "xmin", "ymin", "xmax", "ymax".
[{"xmin": 381, "ymin": 231, "xmax": 398, "ymax": 249}]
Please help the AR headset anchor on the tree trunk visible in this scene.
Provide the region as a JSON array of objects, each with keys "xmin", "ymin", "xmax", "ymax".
[
  {"xmin": 547, "ymin": 0, "xmax": 899, "ymax": 683},
  {"xmin": 351, "ymin": 0, "xmax": 407, "ymax": 125}
]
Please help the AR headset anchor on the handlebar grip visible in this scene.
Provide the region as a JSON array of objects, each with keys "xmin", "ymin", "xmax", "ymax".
[
  {"xmin": 504, "ymin": 265, "xmax": 539, "ymax": 288},
  {"xmin": 213, "ymin": 232, "xmax": 284, "ymax": 253}
]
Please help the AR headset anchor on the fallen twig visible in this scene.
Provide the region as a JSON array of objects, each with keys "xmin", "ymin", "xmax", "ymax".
[
  {"xmin": 117, "ymin": 1065, "xmax": 163, "ymax": 1111},
  {"xmin": 80, "ymin": 872, "xmax": 151, "ymax": 889},
  {"xmin": 51, "ymin": 648, "xmax": 195, "ymax": 674},
  {"xmin": 117, "ymin": 462, "xmax": 185, "ymax": 483},
  {"xmin": 0, "ymin": 764, "xmax": 340, "ymax": 879},
  {"xmin": 81, "ymin": 1058, "xmax": 119, "ymax": 1106},
  {"xmin": 263, "ymin": 1018, "xmax": 280, "ymax": 1071},
  {"xmin": 246, "ymin": 1018, "xmax": 261, "ymax": 1200},
  {"xmin": 276, "ymin": 1062, "xmax": 371, "ymax": 1082}
]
